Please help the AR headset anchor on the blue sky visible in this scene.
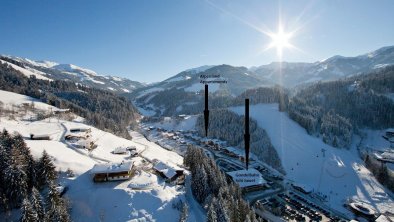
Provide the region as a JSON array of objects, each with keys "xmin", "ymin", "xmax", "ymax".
[{"xmin": 1, "ymin": 0, "xmax": 393, "ymax": 82}]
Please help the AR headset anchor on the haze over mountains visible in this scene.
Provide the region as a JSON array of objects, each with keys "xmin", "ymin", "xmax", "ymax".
[
  {"xmin": 1, "ymin": 45, "xmax": 394, "ymax": 96},
  {"xmin": 252, "ymin": 46, "xmax": 394, "ymax": 87}
]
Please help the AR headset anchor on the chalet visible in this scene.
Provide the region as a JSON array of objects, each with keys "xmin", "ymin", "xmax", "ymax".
[
  {"xmin": 153, "ymin": 161, "xmax": 184, "ymax": 182},
  {"xmin": 373, "ymin": 150, "xmax": 394, "ymax": 163},
  {"xmin": 69, "ymin": 128, "xmax": 91, "ymax": 133},
  {"xmin": 74, "ymin": 139, "xmax": 93, "ymax": 149},
  {"xmin": 386, "ymin": 129, "xmax": 394, "ymax": 138},
  {"xmin": 126, "ymin": 146, "xmax": 137, "ymax": 151},
  {"xmin": 129, "ymin": 150, "xmax": 139, "ymax": 157},
  {"xmin": 113, "ymin": 147, "xmax": 128, "ymax": 154},
  {"xmin": 65, "ymin": 133, "xmax": 88, "ymax": 141},
  {"xmin": 54, "ymin": 109, "xmax": 70, "ymax": 114},
  {"xmin": 90, "ymin": 161, "xmax": 133, "ymax": 182},
  {"xmin": 30, "ymin": 134, "xmax": 51, "ymax": 140}
]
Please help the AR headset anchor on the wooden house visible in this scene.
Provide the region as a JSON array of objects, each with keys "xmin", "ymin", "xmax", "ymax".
[
  {"xmin": 153, "ymin": 161, "xmax": 184, "ymax": 182},
  {"xmin": 30, "ymin": 134, "xmax": 51, "ymax": 140},
  {"xmin": 90, "ymin": 161, "xmax": 133, "ymax": 182}
]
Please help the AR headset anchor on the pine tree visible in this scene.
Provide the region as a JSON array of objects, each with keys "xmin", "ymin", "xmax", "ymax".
[
  {"xmin": 46, "ymin": 182, "xmax": 71, "ymax": 222},
  {"xmin": 36, "ymin": 150, "xmax": 57, "ymax": 189},
  {"xmin": 4, "ymin": 161, "xmax": 27, "ymax": 207},
  {"xmin": 207, "ymin": 197, "xmax": 218, "ymax": 222},
  {"xmin": 179, "ymin": 202, "xmax": 188, "ymax": 222},
  {"xmin": 216, "ymin": 195, "xmax": 230, "ymax": 222},
  {"xmin": 20, "ymin": 198, "xmax": 38, "ymax": 222},
  {"xmin": 30, "ymin": 187, "xmax": 45, "ymax": 221}
]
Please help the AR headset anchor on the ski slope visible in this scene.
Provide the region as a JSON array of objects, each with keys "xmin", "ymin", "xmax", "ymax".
[
  {"xmin": 230, "ymin": 103, "xmax": 394, "ymax": 216},
  {"xmin": 0, "ymin": 90, "xmax": 193, "ymax": 222}
]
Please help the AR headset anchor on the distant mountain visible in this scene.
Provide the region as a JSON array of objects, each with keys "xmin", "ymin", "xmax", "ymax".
[
  {"xmin": 132, "ymin": 64, "xmax": 273, "ymax": 116},
  {"xmin": 135, "ymin": 64, "xmax": 272, "ymax": 97},
  {"xmin": 253, "ymin": 46, "xmax": 394, "ymax": 87},
  {"xmin": 0, "ymin": 55, "xmax": 145, "ymax": 93}
]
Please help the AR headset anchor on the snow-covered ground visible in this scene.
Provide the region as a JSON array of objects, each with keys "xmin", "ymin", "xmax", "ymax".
[
  {"xmin": 0, "ymin": 90, "xmax": 195, "ymax": 222},
  {"xmin": 230, "ymin": 103, "xmax": 394, "ymax": 216},
  {"xmin": 0, "ymin": 59, "xmax": 51, "ymax": 81}
]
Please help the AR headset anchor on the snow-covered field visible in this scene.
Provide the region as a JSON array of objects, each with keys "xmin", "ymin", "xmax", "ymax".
[
  {"xmin": 230, "ymin": 103, "xmax": 394, "ymax": 216},
  {"xmin": 0, "ymin": 90, "xmax": 191, "ymax": 222}
]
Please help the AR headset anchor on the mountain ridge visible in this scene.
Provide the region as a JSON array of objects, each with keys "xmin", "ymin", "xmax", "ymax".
[{"xmin": 0, "ymin": 55, "xmax": 145, "ymax": 93}]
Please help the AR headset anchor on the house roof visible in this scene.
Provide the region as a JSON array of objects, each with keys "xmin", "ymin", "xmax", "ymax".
[
  {"xmin": 114, "ymin": 147, "xmax": 128, "ymax": 153},
  {"xmin": 227, "ymin": 169, "xmax": 266, "ymax": 188},
  {"xmin": 90, "ymin": 161, "xmax": 133, "ymax": 174},
  {"xmin": 153, "ymin": 161, "xmax": 182, "ymax": 179}
]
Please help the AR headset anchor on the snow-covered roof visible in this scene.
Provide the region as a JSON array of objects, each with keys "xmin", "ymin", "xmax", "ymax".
[
  {"xmin": 90, "ymin": 161, "xmax": 133, "ymax": 174},
  {"xmin": 153, "ymin": 161, "xmax": 182, "ymax": 179},
  {"xmin": 113, "ymin": 146, "xmax": 128, "ymax": 153},
  {"xmin": 386, "ymin": 128, "xmax": 394, "ymax": 133},
  {"xmin": 54, "ymin": 108, "xmax": 70, "ymax": 112},
  {"xmin": 375, "ymin": 215, "xmax": 391, "ymax": 222},
  {"xmin": 227, "ymin": 169, "xmax": 266, "ymax": 188},
  {"xmin": 349, "ymin": 202, "xmax": 376, "ymax": 216},
  {"xmin": 292, "ymin": 183, "xmax": 313, "ymax": 193},
  {"xmin": 374, "ymin": 151, "xmax": 394, "ymax": 162}
]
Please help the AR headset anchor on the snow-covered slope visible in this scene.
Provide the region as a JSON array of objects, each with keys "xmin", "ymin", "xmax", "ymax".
[
  {"xmin": 0, "ymin": 55, "xmax": 144, "ymax": 93},
  {"xmin": 133, "ymin": 64, "xmax": 272, "ymax": 116},
  {"xmin": 253, "ymin": 46, "xmax": 394, "ymax": 87},
  {"xmin": 230, "ymin": 104, "xmax": 394, "ymax": 216},
  {"xmin": 0, "ymin": 90, "xmax": 191, "ymax": 221},
  {"xmin": 0, "ymin": 59, "xmax": 51, "ymax": 81}
]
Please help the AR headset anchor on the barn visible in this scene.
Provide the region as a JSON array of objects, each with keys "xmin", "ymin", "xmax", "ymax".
[
  {"xmin": 30, "ymin": 134, "xmax": 51, "ymax": 140},
  {"xmin": 90, "ymin": 161, "xmax": 134, "ymax": 182},
  {"xmin": 153, "ymin": 161, "xmax": 184, "ymax": 182}
]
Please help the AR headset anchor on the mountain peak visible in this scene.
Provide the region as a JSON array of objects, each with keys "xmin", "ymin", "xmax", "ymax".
[{"xmin": 52, "ymin": 64, "xmax": 98, "ymax": 76}]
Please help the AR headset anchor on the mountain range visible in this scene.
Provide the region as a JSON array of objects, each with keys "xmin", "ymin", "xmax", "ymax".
[
  {"xmin": 0, "ymin": 55, "xmax": 145, "ymax": 93},
  {"xmin": 252, "ymin": 46, "xmax": 394, "ymax": 87},
  {"xmin": 1, "ymin": 45, "xmax": 394, "ymax": 98}
]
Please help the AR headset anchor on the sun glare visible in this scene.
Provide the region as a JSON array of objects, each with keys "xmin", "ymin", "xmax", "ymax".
[{"xmin": 267, "ymin": 25, "xmax": 294, "ymax": 59}]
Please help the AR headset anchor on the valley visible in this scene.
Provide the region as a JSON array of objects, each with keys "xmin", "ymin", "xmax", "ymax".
[{"xmin": 0, "ymin": 45, "xmax": 393, "ymax": 222}]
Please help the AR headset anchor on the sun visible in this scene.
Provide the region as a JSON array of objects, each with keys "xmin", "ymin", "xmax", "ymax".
[{"xmin": 267, "ymin": 25, "xmax": 294, "ymax": 59}]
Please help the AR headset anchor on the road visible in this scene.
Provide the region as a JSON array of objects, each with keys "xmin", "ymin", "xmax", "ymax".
[{"xmin": 59, "ymin": 122, "xmax": 109, "ymax": 163}]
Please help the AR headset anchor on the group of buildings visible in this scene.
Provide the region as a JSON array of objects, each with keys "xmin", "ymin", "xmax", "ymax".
[{"xmin": 90, "ymin": 159, "xmax": 184, "ymax": 184}]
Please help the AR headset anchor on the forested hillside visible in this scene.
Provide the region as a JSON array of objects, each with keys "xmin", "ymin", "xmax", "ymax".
[
  {"xmin": 0, "ymin": 62, "xmax": 139, "ymax": 138},
  {"xmin": 136, "ymin": 86, "xmax": 287, "ymax": 117},
  {"xmin": 285, "ymin": 66, "xmax": 394, "ymax": 148},
  {"xmin": 0, "ymin": 130, "xmax": 71, "ymax": 221},
  {"xmin": 195, "ymin": 109, "xmax": 283, "ymax": 172},
  {"xmin": 184, "ymin": 146, "xmax": 261, "ymax": 222}
]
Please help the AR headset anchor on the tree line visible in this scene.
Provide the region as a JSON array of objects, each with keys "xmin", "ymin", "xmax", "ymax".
[
  {"xmin": 195, "ymin": 109, "xmax": 283, "ymax": 173},
  {"xmin": 135, "ymin": 85, "xmax": 287, "ymax": 117},
  {"xmin": 284, "ymin": 66, "xmax": 394, "ymax": 148},
  {"xmin": 184, "ymin": 146, "xmax": 262, "ymax": 222},
  {"xmin": 0, "ymin": 62, "xmax": 139, "ymax": 138}
]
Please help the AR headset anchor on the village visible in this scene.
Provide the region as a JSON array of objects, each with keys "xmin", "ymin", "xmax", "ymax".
[
  {"xmin": 2, "ymin": 90, "xmax": 393, "ymax": 221},
  {"xmin": 137, "ymin": 117, "xmax": 394, "ymax": 222}
]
